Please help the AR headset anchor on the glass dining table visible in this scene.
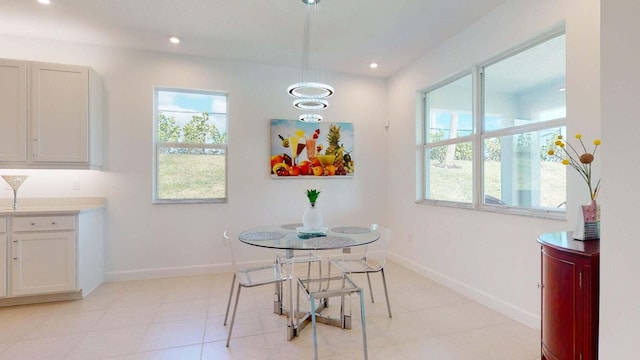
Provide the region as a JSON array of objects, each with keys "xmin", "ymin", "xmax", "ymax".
[{"xmin": 238, "ymin": 224, "xmax": 380, "ymax": 340}]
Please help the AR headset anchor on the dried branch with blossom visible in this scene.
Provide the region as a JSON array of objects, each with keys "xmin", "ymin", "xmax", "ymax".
[{"xmin": 548, "ymin": 134, "xmax": 601, "ymax": 200}]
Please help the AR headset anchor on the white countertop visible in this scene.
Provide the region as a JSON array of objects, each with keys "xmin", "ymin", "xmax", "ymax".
[{"xmin": 0, "ymin": 197, "xmax": 105, "ymax": 215}]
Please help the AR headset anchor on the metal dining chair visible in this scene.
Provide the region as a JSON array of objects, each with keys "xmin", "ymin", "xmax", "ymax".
[
  {"xmin": 297, "ymin": 252, "xmax": 368, "ymax": 360},
  {"xmin": 275, "ymin": 223, "xmax": 323, "ymax": 284},
  {"xmin": 222, "ymin": 231, "xmax": 288, "ymax": 347},
  {"xmin": 328, "ymin": 224, "xmax": 392, "ymax": 318}
]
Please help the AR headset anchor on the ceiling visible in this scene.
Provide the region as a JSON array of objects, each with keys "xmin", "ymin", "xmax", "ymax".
[{"xmin": 0, "ymin": 0, "xmax": 508, "ymax": 77}]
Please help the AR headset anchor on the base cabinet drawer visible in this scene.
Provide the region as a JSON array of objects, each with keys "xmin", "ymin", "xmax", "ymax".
[
  {"xmin": 12, "ymin": 215, "xmax": 76, "ymax": 232},
  {"xmin": 10, "ymin": 231, "xmax": 75, "ymax": 296}
]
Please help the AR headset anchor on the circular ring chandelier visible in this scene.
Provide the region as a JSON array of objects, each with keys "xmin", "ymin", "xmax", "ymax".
[
  {"xmin": 287, "ymin": 82, "xmax": 334, "ymax": 99},
  {"xmin": 293, "ymin": 98, "xmax": 328, "ymax": 110},
  {"xmin": 288, "ymin": 0, "xmax": 332, "ymax": 122},
  {"xmin": 299, "ymin": 114, "xmax": 323, "ymax": 122}
]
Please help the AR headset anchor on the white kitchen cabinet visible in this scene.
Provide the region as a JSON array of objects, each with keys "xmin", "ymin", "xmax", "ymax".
[
  {"xmin": 0, "ymin": 59, "xmax": 27, "ymax": 162},
  {"xmin": 0, "ymin": 217, "xmax": 6, "ymax": 297},
  {"xmin": 0, "ymin": 209, "xmax": 103, "ymax": 305},
  {"xmin": 0, "ymin": 59, "xmax": 103, "ymax": 169},
  {"xmin": 10, "ymin": 215, "xmax": 76, "ymax": 296}
]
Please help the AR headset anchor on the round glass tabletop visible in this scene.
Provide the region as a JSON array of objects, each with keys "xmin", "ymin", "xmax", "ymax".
[{"xmin": 238, "ymin": 225, "xmax": 379, "ymax": 251}]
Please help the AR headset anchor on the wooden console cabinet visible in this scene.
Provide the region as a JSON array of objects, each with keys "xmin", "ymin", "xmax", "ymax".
[{"xmin": 538, "ymin": 232, "xmax": 599, "ymax": 360}]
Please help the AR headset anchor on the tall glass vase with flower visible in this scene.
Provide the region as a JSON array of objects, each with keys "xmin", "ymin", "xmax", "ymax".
[
  {"xmin": 548, "ymin": 134, "xmax": 601, "ymax": 240},
  {"xmin": 302, "ymin": 189, "xmax": 324, "ymax": 231}
]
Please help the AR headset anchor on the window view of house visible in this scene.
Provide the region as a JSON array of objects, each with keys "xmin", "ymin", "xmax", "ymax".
[
  {"xmin": 153, "ymin": 88, "xmax": 228, "ymax": 203},
  {"xmin": 420, "ymin": 32, "xmax": 566, "ymax": 214}
]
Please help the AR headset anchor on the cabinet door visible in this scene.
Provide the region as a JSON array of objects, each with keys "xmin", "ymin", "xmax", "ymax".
[
  {"xmin": 0, "ymin": 234, "xmax": 5, "ymax": 297},
  {"xmin": 11, "ymin": 231, "xmax": 75, "ymax": 296},
  {"xmin": 542, "ymin": 247, "xmax": 578, "ymax": 360},
  {"xmin": 0, "ymin": 59, "xmax": 28, "ymax": 162},
  {"xmin": 0, "ymin": 218, "xmax": 6, "ymax": 297},
  {"xmin": 31, "ymin": 62, "xmax": 89, "ymax": 163}
]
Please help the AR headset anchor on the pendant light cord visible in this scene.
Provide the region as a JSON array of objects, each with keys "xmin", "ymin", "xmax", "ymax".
[{"xmin": 301, "ymin": 5, "xmax": 312, "ymax": 82}]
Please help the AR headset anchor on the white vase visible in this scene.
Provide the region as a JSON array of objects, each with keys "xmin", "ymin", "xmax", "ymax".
[{"xmin": 302, "ymin": 202, "xmax": 323, "ymax": 230}]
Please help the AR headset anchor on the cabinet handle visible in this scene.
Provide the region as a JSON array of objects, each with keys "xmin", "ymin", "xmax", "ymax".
[
  {"xmin": 31, "ymin": 222, "xmax": 36, "ymax": 226},
  {"xmin": 13, "ymin": 257, "xmax": 18, "ymax": 260},
  {"xmin": 32, "ymin": 138, "xmax": 38, "ymax": 158},
  {"xmin": 13, "ymin": 240, "xmax": 17, "ymax": 243},
  {"xmin": 51, "ymin": 222, "xmax": 56, "ymax": 225}
]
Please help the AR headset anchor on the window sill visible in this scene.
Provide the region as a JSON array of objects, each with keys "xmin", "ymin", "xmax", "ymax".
[
  {"xmin": 415, "ymin": 199, "xmax": 566, "ymax": 221},
  {"xmin": 153, "ymin": 198, "xmax": 228, "ymax": 204}
]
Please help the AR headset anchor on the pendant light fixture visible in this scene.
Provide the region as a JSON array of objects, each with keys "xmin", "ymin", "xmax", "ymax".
[{"xmin": 288, "ymin": 0, "xmax": 333, "ymax": 122}]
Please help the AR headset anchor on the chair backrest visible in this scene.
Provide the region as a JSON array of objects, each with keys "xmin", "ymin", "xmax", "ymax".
[
  {"xmin": 365, "ymin": 224, "xmax": 391, "ymax": 269},
  {"xmin": 225, "ymin": 230, "xmax": 287, "ymax": 287},
  {"xmin": 223, "ymin": 230, "xmax": 239, "ymax": 272}
]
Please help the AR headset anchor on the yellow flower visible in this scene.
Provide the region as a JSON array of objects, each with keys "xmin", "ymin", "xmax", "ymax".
[{"xmin": 550, "ymin": 132, "xmax": 601, "ymax": 200}]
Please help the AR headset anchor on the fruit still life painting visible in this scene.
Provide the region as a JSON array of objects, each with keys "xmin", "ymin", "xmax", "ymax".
[{"xmin": 270, "ymin": 119, "xmax": 354, "ymax": 177}]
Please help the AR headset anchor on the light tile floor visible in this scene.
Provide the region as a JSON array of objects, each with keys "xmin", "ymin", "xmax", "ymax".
[{"xmin": 0, "ymin": 261, "xmax": 540, "ymax": 359}]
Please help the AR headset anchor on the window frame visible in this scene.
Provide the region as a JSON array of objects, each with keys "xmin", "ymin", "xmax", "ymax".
[
  {"xmin": 416, "ymin": 29, "xmax": 567, "ymax": 219},
  {"xmin": 152, "ymin": 87, "xmax": 228, "ymax": 204}
]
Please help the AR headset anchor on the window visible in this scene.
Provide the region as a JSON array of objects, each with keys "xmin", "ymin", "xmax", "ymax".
[
  {"xmin": 418, "ymin": 31, "xmax": 566, "ymax": 216},
  {"xmin": 153, "ymin": 88, "xmax": 228, "ymax": 203}
]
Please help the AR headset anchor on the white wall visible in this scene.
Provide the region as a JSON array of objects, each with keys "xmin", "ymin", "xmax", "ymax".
[
  {"xmin": 0, "ymin": 35, "xmax": 390, "ymax": 280},
  {"xmin": 600, "ymin": 1, "xmax": 640, "ymax": 358},
  {"xmin": 386, "ymin": 0, "xmax": 600, "ymax": 328}
]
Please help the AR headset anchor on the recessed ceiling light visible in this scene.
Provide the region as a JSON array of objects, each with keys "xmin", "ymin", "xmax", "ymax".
[
  {"xmin": 168, "ymin": 36, "xmax": 180, "ymax": 44},
  {"xmin": 37, "ymin": 0, "xmax": 51, "ymax": 4},
  {"xmin": 369, "ymin": 62, "xmax": 379, "ymax": 69},
  {"xmin": 559, "ymin": 87, "xmax": 566, "ymax": 92}
]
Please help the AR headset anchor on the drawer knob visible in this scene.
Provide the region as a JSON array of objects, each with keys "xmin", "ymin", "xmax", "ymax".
[
  {"xmin": 31, "ymin": 222, "xmax": 35, "ymax": 226},
  {"xmin": 51, "ymin": 222, "xmax": 56, "ymax": 225},
  {"xmin": 13, "ymin": 257, "xmax": 18, "ymax": 260}
]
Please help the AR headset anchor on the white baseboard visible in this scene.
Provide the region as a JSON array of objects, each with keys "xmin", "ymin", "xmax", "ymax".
[
  {"xmin": 388, "ymin": 252, "xmax": 540, "ymax": 329},
  {"xmin": 105, "ymin": 263, "xmax": 233, "ymax": 282}
]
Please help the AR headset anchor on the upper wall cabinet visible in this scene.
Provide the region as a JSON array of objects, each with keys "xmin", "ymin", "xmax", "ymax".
[
  {"xmin": 0, "ymin": 59, "xmax": 103, "ymax": 169},
  {"xmin": 0, "ymin": 60, "xmax": 27, "ymax": 163}
]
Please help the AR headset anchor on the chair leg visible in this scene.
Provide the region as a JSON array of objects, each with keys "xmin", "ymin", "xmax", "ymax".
[
  {"xmin": 296, "ymin": 278, "xmax": 301, "ymax": 319},
  {"xmin": 311, "ymin": 295, "xmax": 319, "ymax": 360},
  {"xmin": 380, "ymin": 268, "xmax": 392, "ymax": 318},
  {"xmin": 226, "ymin": 285, "xmax": 242, "ymax": 347},
  {"xmin": 359, "ymin": 289, "xmax": 368, "ymax": 360},
  {"xmin": 317, "ymin": 261, "xmax": 323, "ymax": 292},
  {"xmin": 223, "ymin": 273, "xmax": 237, "ymax": 325},
  {"xmin": 325, "ymin": 261, "xmax": 332, "ymax": 291},
  {"xmin": 340, "ymin": 276, "xmax": 347, "ymax": 326},
  {"xmin": 366, "ymin": 272, "xmax": 374, "ymax": 303}
]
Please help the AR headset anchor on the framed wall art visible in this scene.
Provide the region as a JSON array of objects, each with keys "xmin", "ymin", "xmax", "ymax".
[{"xmin": 270, "ymin": 119, "xmax": 354, "ymax": 178}]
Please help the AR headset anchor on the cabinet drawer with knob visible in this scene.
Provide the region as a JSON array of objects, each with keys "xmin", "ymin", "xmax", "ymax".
[{"xmin": 11, "ymin": 215, "xmax": 76, "ymax": 232}]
